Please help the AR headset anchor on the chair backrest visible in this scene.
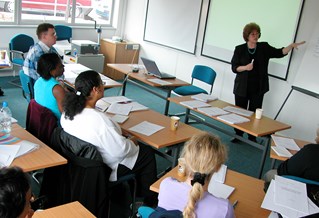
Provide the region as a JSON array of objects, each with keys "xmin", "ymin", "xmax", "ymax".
[
  {"xmin": 26, "ymin": 99, "xmax": 58, "ymax": 146},
  {"xmin": 282, "ymin": 175, "xmax": 319, "ymax": 186},
  {"xmin": 55, "ymin": 25, "xmax": 72, "ymax": 42},
  {"xmin": 19, "ymin": 70, "xmax": 34, "ymax": 102},
  {"xmin": 191, "ymin": 65, "xmax": 217, "ymax": 94},
  {"xmin": 138, "ymin": 206, "xmax": 182, "ymax": 218},
  {"xmin": 9, "ymin": 34, "xmax": 34, "ymax": 65},
  {"xmin": 41, "ymin": 127, "xmax": 111, "ymax": 218}
]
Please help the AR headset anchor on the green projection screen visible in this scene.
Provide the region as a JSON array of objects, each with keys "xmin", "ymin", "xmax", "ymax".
[{"xmin": 201, "ymin": 0, "xmax": 304, "ymax": 80}]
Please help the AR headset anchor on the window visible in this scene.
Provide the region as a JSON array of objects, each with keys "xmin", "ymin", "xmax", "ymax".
[{"xmin": 0, "ymin": 0, "xmax": 115, "ymax": 26}]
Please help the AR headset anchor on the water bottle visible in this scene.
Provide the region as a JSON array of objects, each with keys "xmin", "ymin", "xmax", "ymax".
[{"xmin": 0, "ymin": 101, "xmax": 12, "ymax": 134}]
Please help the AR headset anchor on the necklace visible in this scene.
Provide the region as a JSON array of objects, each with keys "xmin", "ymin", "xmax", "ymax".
[{"xmin": 247, "ymin": 44, "xmax": 256, "ymax": 54}]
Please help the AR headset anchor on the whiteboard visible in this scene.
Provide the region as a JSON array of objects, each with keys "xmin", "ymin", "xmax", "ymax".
[
  {"xmin": 201, "ymin": 0, "xmax": 303, "ymax": 80},
  {"xmin": 293, "ymin": 18, "xmax": 319, "ymax": 96},
  {"xmin": 143, "ymin": 0, "xmax": 202, "ymax": 54}
]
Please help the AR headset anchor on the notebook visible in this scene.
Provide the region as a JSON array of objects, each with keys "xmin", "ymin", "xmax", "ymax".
[{"xmin": 141, "ymin": 57, "xmax": 176, "ymax": 79}]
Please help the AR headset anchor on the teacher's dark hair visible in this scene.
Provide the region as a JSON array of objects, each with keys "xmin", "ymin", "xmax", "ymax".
[
  {"xmin": 37, "ymin": 53, "xmax": 62, "ymax": 80},
  {"xmin": 63, "ymin": 70, "xmax": 101, "ymax": 120},
  {"xmin": 0, "ymin": 167, "xmax": 31, "ymax": 218},
  {"xmin": 243, "ymin": 22, "xmax": 261, "ymax": 42}
]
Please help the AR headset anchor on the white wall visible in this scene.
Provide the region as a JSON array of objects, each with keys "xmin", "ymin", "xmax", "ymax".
[{"xmin": 123, "ymin": 0, "xmax": 319, "ymax": 142}]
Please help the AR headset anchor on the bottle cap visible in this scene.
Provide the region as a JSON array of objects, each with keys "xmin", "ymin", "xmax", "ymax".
[{"xmin": 2, "ymin": 101, "xmax": 8, "ymax": 107}]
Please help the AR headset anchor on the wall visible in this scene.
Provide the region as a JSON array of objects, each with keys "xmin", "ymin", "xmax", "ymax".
[{"xmin": 123, "ymin": 0, "xmax": 319, "ymax": 142}]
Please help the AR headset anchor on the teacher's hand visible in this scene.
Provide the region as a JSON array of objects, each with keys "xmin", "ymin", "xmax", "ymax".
[
  {"xmin": 246, "ymin": 62, "xmax": 253, "ymax": 71},
  {"xmin": 292, "ymin": 41, "xmax": 306, "ymax": 49}
]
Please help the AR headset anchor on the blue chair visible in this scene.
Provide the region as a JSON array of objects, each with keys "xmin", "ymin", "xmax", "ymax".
[
  {"xmin": 137, "ymin": 206, "xmax": 182, "ymax": 218},
  {"xmin": 18, "ymin": 70, "xmax": 34, "ymax": 102},
  {"xmin": 9, "ymin": 34, "xmax": 34, "ymax": 67},
  {"xmin": 55, "ymin": 25, "xmax": 72, "ymax": 42},
  {"xmin": 282, "ymin": 175, "xmax": 319, "ymax": 186},
  {"xmin": 173, "ymin": 65, "xmax": 217, "ymax": 96}
]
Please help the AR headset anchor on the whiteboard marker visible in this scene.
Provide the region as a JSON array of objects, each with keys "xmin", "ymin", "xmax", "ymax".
[{"xmin": 251, "ymin": 59, "xmax": 254, "ymax": 64}]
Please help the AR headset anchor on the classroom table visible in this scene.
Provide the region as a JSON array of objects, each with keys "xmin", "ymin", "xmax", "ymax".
[
  {"xmin": 63, "ymin": 64, "xmax": 122, "ymax": 90},
  {"xmin": 270, "ymin": 135, "xmax": 309, "ymax": 168},
  {"xmin": 107, "ymin": 63, "xmax": 189, "ymax": 115},
  {"xmin": 169, "ymin": 96, "xmax": 291, "ymax": 178},
  {"xmin": 115, "ymin": 109, "xmax": 203, "ymax": 167},
  {"xmin": 33, "ymin": 201, "xmax": 96, "ymax": 218},
  {"xmin": 150, "ymin": 166, "xmax": 270, "ymax": 218},
  {"xmin": 9, "ymin": 123, "xmax": 67, "ymax": 172}
]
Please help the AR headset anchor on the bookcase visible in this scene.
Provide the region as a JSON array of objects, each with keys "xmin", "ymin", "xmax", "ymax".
[{"xmin": 100, "ymin": 39, "xmax": 140, "ymax": 80}]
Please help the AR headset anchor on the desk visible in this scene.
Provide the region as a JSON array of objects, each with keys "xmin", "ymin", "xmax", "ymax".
[
  {"xmin": 169, "ymin": 96, "xmax": 291, "ymax": 178},
  {"xmin": 63, "ymin": 64, "xmax": 122, "ymax": 90},
  {"xmin": 117, "ymin": 109, "xmax": 202, "ymax": 166},
  {"xmin": 33, "ymin": 201, "xmax": 95, "ymax": 218},
  {"xmin": 270, "ymin": 135, "xmax": 309, "ymax": 167},
  {"xmin": 107, "ymin": 64, "xmax": 189, "ymax": 115},
  {"xmin": 150, "ymin": 167, "xmax": 270, "ymax": 218},
  {"xmin": 10, "ymin": 124, "xmax": 67, "ymax": 172}
]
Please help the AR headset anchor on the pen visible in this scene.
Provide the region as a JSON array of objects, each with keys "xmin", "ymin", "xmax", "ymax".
[
  {"xmin": 251, "ymin": 59, "xmax": 254, "ymax": 64},
  {"xmin": 233, "ymin": 200, "xmax": 238, "ymax": 209}
]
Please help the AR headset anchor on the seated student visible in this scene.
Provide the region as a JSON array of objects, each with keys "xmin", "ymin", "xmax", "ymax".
[
  {"xmin": 34, "ymin": 53, "xmax": 66, "ymax": 120},
  {"xmin": 0, "ymin": 167, "xmax": 34, "ymax": 218},
  {"xmin": 157, "ymin": 132, "xmax": 235, "ymax": 218},
  {"xmin": 60, "ymin": 70, "xmax": 158, "ymax": 206}
]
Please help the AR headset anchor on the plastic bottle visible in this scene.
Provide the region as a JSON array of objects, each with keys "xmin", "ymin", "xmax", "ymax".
[{"xmin": 0, "ymin": 101, "xmax": 12, "ymax": 134}]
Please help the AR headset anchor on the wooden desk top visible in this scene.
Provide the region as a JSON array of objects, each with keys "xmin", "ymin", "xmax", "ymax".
[
  {"xmin": 107, "ymin": 64, "xmax": 189, "ymax": 87},
  {"xmin": 33, "ymin": 201, "xmax": 96, "ymax": 218},
  {"xmin": 270, "ymin": 135, "xmax": 309, "ymax": 161},
  {"xmin": 119, "ymin": 110, "xmax": 203, "ymax": 149},
  {"xmin": 151, "ymin": 167, "xmax": 270, "ymax": 218},
  {"xmin": 169, "ymin": 96, "xmax": 291, "ymax": 137},
  {"xmin": 10, "ymin": 124, "xmax": 67, "ymax": 172}
]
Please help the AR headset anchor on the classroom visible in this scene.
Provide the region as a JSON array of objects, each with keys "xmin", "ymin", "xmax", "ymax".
[{"xmin": 0, "ymin": 0, "xmax": 318, "ymax": 217}]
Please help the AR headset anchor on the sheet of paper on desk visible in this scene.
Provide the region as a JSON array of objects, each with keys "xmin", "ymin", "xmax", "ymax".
[
  {"xmin": 101, "ymin": 96, "xmax": 132, "ymax": 104},
  {"xmin": 262, "ymin": 180, "xmax": 319, "ymax": 217},
  {"xmin": 15, "ymin": 140, "xmax": 39, "ymax": 157},
  {"xmin": 198, "ymin": 107, "xmax": 229, "ymax": 117},
  {"xmin": 95, "ymin": 99, "xmax": 110, "ymax": 112},
  {"xmin": 191, "ymin": 93, "xmax": 218, "ymax": 102},
  {"xmin": 111, "ymin": 115, "xmax": 129, "ymax": 124},
  {"xmin": 212, "ymin": 164, "xmax": 227, "ymax": 183},
  {"xmin": 180, "ymin": 100, "xmax": 211, "ymax": 109},
  {"xmin": 11, "ymin": 117, "xmax": 18, "ymax": 123},
  {"xmin": 64, "ymin": 64, "xmax": 90, "ymax": 75},
  {"xmin": 274, "ymin": 175, "xmax": 308, "ymax": 214},
  {"xmin": 124, "ymin": 101, "xmax": 148, "ymax": 111},
  {"xmin": 107, "ymin": 103, "xmax": 132, "ymax": 116},
  {"xmin": 217, "ymin": 113, "xmax": 250, "ymax": 124},
  {"xmin": 271, "ymin": 146, "xmax": 292, "ymax": 158},
  {"xmin": 271, "ymin": 135, "xmax": 300, "ymax": 151},
  {"xmin": 223, "ymin": 106, "xmax": 254, "ymax": 117},
  {"xmin": 147, "ymin": 78, "xmax": 172, "ymax": 86},
  {"xmin": 208, "ymin": 179, "xmax": 235, "ymax": 199},
  {"xmin": 0, "ymin": 145, "xmax": 20, "ymax": 167},
  {"xmin": 129, "ymin": 121, "xmax": 164, "ymax": 136}
]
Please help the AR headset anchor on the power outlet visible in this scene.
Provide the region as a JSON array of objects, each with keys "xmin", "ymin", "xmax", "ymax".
[{"xmin": 125, "ymin": 44, "xmax": 139, "ymax": 50}]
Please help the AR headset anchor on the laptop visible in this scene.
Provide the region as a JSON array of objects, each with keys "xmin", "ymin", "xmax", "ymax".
[{"xmin": 141, "ymin": 57, "xmax": 176, "ymax": 79}]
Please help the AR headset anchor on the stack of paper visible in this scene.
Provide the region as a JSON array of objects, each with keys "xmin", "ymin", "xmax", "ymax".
[
  {"xmin": 0, "ymin": 145, "xmax": 20, "ymax": 167},
  {"xmin": 212, "ymin": 164, "xmax": 227, "ymax": 183},
  {"xmin": 191, "ymin": 93, "xmax": 218, "ymax": 102},
  {"xmin": 197, "ymin": 107, "xmax": 229, "ymax": 117},
  {"xmin": 95, "ymin": 99, "xmax": 111, "ymax": 112},
  {"xmin": 223, "ymin": 106, "xmax": 254, "ymax": 117},
  {"xmin": 101, "ymin": 96, "xmax": 132, "ymax": 104},
  {"xmin": 180, "ymin": 100, "xmax": 211, "ymax": 109},
  {"xmin": 217, "ymin": 113, "xmax": 250, "ymax": 124},
  {"xmin": 107, "ymin": 103, "xmax": 132, "ymax": 116},
  {"xmin": 111, "ymin": 115, "xmax": 129, "ymax": 124},
  {"xmin": 208, "ymin": 165, "xmax": 235, "ymax": 199},
  {"xmin": 271, "ymin": 146, "xmax": 292, "ymax": 158},
  {"xmin": 271, "ymin": 135, "xmax": 300, "ymax": 158},
  {"xmin": 262, "ymin": 176, "xmax": 319, "ymax": 217},
  {"xmin": 147, "ymin": 78, "xmax": 172, "ymax": 85}
]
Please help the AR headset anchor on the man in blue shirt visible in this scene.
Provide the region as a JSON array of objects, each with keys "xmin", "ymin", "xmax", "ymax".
[{"xmin": 23, "ymin": 23, "xmax": 58, "ymax": 82}]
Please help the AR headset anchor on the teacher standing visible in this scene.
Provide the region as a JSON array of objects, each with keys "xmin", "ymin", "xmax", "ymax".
[{"xmin": 231, "ymin": 22, "xmax": 305, "ymax": 142}]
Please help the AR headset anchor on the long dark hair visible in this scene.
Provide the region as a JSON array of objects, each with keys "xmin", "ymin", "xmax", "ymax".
[{"xmin": 63, "ymin": 70, "xmax": 101, "ymax": 120}]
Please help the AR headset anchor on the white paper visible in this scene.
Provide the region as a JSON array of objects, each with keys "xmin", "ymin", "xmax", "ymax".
[
  {"xmin": 197, "ymin": 107, "xmax": 229, "ymax": 117},
  {"xmin": 15, "ymin": 140, "xmax": 39, "ymax": 157},
  {"xmin": 0, "ymin": 145, "xmax": 20, "ymax": 167},
  {"xmin": 11, "ymin": 117, "xmax": 18, "ymax": 123},
  {"xmin": 107, "ymin": 103, "xmax": 132, "ymax": 116},
  {"xmin": 95, "ymin": 99, "xmax": 110, "ymax": 112},
  {"xmin": 274, "ymin": 175, "xmax": 308, "ymax": 214},
  {"xmin": 180, "ymin": 100, "xmax": 211, "ymax": 109},
  {"xmin": 262, "ymin": 180, "xmax": 319, "ymax": 217},
  {"xmin": 217, "ymin": 113, "xmax": 250, "ymax": 124},
  {"xmin": 191, "ymin": 93, "xmax": 218, "ymax": 102},
  {"xmin": 101, "ymin": 96, "xmax": 132, "ymax": 104},
  {"xmin": 111, "ymin": 115, "xmax": 129, "ymax": 124},
  {"xmin": 129, "ymin": 121, "xmax": 164, "ymax": 136},
  {"xmin": 64, "ymin": 63, "xmax": 91, "ymax": 75},
  {"xmin": 271, "ymin": 146, "xmax": 293, "ymax": 158},
  {"xmin": 223, "ymin": 106, "xmax": 254, "ymax": 117},
  {"xmin": 212, "ymin": 164, "xmax": 227, "ymax": 183},
  {"xmin": 124, "ymin": 101, "xmax": 148, "ymax": 111},
  {"xmin": 147, "ymin": 78, "xmax": 172, "ymax": 85},
  {"xmin": 208, "ymin": 179, "xmax": 235, "ymax": 199},
  {"xmin": 271, "ymin": 135, "xmax": 300, "ymax": 151}
]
